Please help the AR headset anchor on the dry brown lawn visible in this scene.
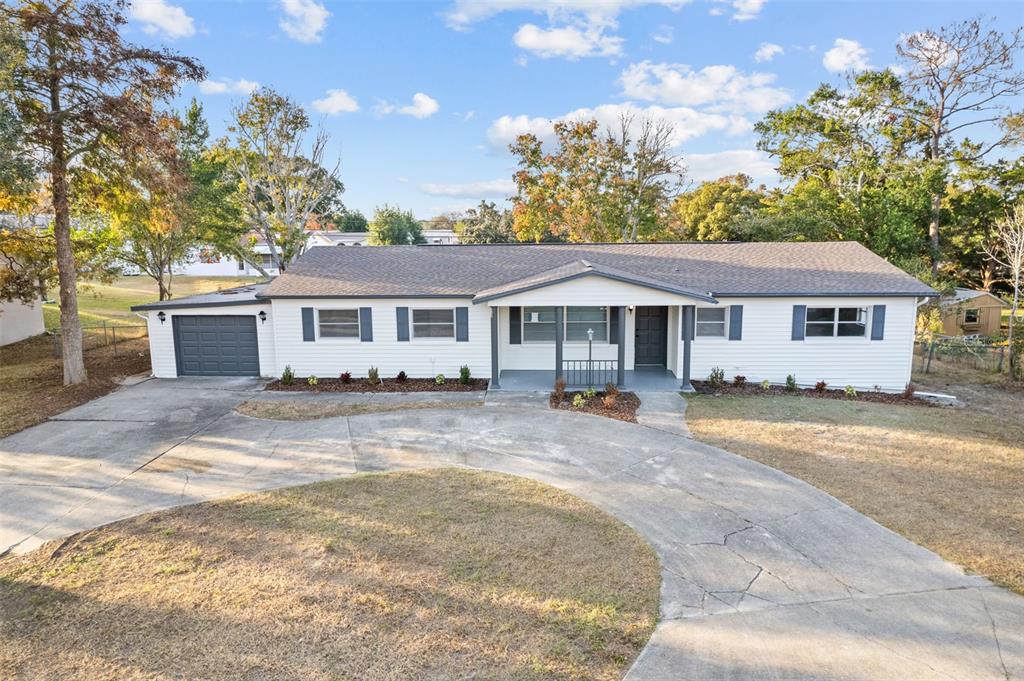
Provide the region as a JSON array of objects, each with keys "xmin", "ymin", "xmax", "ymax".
[
  {"xmin": 236, "ymin": 398, "xmax": 484, "ymax": 421},
  {"xmin": 0, "ymin": 469, "xmax": 660, "ymax": 681},
  {"xmin": 686, "ymin": 374, "xmax": 1024, "ymax": 595}
]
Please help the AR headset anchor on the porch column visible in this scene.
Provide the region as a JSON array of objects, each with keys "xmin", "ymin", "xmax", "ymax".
[
  {"xmin": 616, "ymin": 305, "xmax": 626, "ymax": 387},
  {"xmin": 490, "ymin": 306, "xmax": 501, "ymax": 389},
  {"xmin": 554, "ymin": 306, "xmax": 564, "ymax": 381},
  {"xmin": 681, "ymin": 305, "xmax": 695, "ymax": 392}
]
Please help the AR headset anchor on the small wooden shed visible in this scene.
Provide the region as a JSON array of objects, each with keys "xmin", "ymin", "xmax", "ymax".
[{"xmin": 939, "ymin": 288, "xmax": 1009, "ymax": 337}]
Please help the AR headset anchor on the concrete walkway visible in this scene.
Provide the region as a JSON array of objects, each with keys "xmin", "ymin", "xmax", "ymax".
[{"xmin": 1, "ymin": 378, "xmax": 1021, "ymax": 680}]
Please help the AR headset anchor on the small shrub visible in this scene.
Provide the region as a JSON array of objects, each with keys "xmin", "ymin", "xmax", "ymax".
[
  {"xmin": 902, "ymin": 382, "xmax": 916, "ymax": 399},
  {"xmin": 733, "ymin": 375, "xmax": 747, "ymax": 388},
  {"xmin": 281, "ymin": 366, "xmax": 294, "ymax": 385},
  {"xmin": 583, "ymin": 386, "xmax": 597, "ymax": 398},
  {"xmin": 604, "ymin": 381, "xmax": 620, "ymax": 397},
  {"xmin": 844, "ymin": 385, "xmax": 858, "ymax": 398},
  {"xmin": 368, "ymin": 367, "xmax": 380, "ymax": 383},
  {"xmin": 435, "ymin": 373, "xmax": 446, "ymax": 385},
  {"xmin": 396, "ymin": 370, "xmax": 408, "ymax": 383},
  {"xmin": 601, "ymin": 393, "xmax": 618, "ymax": 409},
  {"xmin": 553, "ymin": 377, "xmax": 566, "ymax": 402},
  {"xmin": 760, "ymin": 379, "xmax": 771, "ymax": 391},
  {"xmin": 459, "ymin": 365, "xmax": 471, "ymax": 385},
  {"xmin": 814, "ymin": 380, "xmax": 828, "ymax": 393},
  {"xmin": 572, "ymin": 393, "xmax": 586, "ymax": 408},
  {"xmin": 785, "ymin": 374, "xmax": 797, "ymax": 392},
  {"xmin": 339, "ymin": 371, "xmax": 352, "ymax": 384},
  {"xmin": 707, "ymin": 366, "xmax": 726, "ymax": 389},
  {"xmin": 307, "ymin": 375, "xmax": 318, "ymax": 386}
]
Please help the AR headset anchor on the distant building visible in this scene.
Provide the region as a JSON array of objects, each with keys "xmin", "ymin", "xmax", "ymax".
[{"xmin": 938, "ymin": 288, "xmax": 1009, "ymax": 337}]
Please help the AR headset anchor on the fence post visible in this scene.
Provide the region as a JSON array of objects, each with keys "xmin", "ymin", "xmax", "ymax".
[
  {"xmin": 997, "ymin": 346, "xmax": 1005, "ymax": 373},
  {"xmin": 51, "ymin": 332, "xmax": 60, "ymax": 358},
  {"xmin": 111, "ymin": 326, "xmax": 117, "ymax": 357},
  {"xmin": 925, "ymin": 340, "xmax": 936, "ymax": 373}
]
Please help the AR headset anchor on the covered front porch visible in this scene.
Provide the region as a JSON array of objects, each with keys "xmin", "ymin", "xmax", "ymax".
[{"xmin": 493, "ymin": 367, "xmax": 683, "ymax": 392}]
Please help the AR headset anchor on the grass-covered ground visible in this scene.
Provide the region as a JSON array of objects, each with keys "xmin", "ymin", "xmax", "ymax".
[
  {"xmin": 0, "ymin": 469, "xmax": 661, "ymax": 681},
  {"xmin": 686, "ymin": 362, "xmax": 1024, "ymax": 595}
]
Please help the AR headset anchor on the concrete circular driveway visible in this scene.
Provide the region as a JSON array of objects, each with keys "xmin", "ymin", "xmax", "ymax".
[{"xmin": 1, "ymin": 378, "xmax": 1021, "ymax": 680}]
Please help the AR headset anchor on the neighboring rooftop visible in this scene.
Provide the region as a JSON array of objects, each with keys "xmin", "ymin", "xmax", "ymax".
[
  {"xmin": 259, "ymin": 241, "xmax": 937, "ymax": 299},
  {"xmin": 131, "ymin": 284, "xmax": 268, "ymax": 311},
  {"xmin": 940, "ymin": 288, "xmax": 1010, "ymax": 306}
]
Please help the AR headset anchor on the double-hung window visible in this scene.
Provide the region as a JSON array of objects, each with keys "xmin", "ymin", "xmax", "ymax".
[
  {"xmin": 412, "ymin": 309, "xmax": 455, "ymax": 338},
  {"xmin": 806, "ymin": 307, "xmax": 867, "ymax": 337},
  {"xmin": 696, "ymin": 308, "xmax": 726, "ymax": 337},
  {"xmin": 523, "ymin": 306, "xmax": 557, "ymax": 342},
  {"xmin": 318, "ymin": 309, "xmax": 359, "ymax": 338},
  {"xmin": 565, "ymin": 306, "xmax": 607, "ymax": 341},
  {"xmin": 964, "ymin": 308, "xmax": 980, "ymax": 325}
]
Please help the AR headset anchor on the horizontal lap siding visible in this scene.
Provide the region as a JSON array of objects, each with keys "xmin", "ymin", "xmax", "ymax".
[
  {"xmin": 270, "ymin": 298, "xmax": 491, "ymax": 379},
  {"xmin": 685, "ymin": 297, "xmax": 916, "ymax": 391},
  {"xmin": 144, "ymin": 305, "xmax": 275, "ymax": 378}
]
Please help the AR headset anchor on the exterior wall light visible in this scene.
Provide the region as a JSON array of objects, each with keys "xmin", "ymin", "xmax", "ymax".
[
  {"xmin": 258, "ymin": 310, "xmax": 267, "ymax": 324},
  {"xmin": 157, "ymin": 311, "xmax": 166, "ymax": 324}
]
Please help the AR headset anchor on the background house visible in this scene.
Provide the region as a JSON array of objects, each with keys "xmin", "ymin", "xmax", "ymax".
[
  {"xmin": 939, "ymin": 288, "xmax": 1008, "ymax": 337},
  {"xmin": 0, "ymin": 297, "xmax": 45, "ymax": 346}
]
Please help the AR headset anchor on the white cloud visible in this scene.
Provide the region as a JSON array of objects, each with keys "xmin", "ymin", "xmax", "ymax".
[
  {"xmin": 684, "ymin": 149, "xmax": 776, "ymax": 182},
  {"xmin": 278, "ymin": 0, "xmax": 330, "ymax": 43},
  {"xmin": 312, "ymin": 89, "xmax": 359, "ymax": 115},
  {"xmin": 487, "ymin": 103, "xmax": 750, "ymax": 151},
  {"xmin": 443, "ymin": 1, "xmax": 688, "ymax": 31},
  {"xmin": 130, "ymin": 0, "xmax": 195, "ymax": 39},
  {"xmin": 399, "ymin": 93, "xmax": 440, "ymax": 119},
  {"xmin": 619, "ymin": 61, "xmax": 790, "ymax": 113},
  {"xmin": 514, "ymin": 22, "xmax": 623, "ymax": 59},
  {"xmin": 823, "ymin": 38, "xmax": 870, "ymax": 72},
  {"xmin": 754, "ymin": 42, "xmax": 783, "ymax": 62},
  {"xmin": 199, "ymin": 78, "xmax": 259, "ymax": 95},
  {"xmin": 420, "ymin": 179, "xmax": 516, "ymax": 198},
  {"xmin": 652, "ymin": 25, "xmax": 674, "ymax": 44},
  {"xmin": 515, "ymin": 55, "xmax": 529, "ymax": 67},
  {"xmin": 730, "ymin": 0, "xmax": 765, "ymax": 21}
]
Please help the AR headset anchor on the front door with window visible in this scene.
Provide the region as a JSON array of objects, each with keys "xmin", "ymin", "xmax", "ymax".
[{"xmin": 634, "ymin": 306, "xmax": 667, "ymax": 366}]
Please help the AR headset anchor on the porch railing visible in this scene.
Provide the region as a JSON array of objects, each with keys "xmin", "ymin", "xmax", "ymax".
[{"xmin": 562, "ymin": 360, "xmax": 617, "ymax": 387}]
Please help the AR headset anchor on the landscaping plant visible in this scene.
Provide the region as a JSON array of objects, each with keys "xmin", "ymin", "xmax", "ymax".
[
  {"xmin": 307, "ymin": 375, "xmax": 318, "ymax": 386},
  {"xmin": 707, "ymin": 366, "xmax": 725, "ymax": 389},
  {"xmin": 435, "ymin": 374, "xmax": 446, "ymax": 385},
  {"xmin": 553, "ymin": 377, "xmax": 566, "ymax": 403},
  {"xmin": 844, "ymin": 385, "xmax": 858, "ymax": 397},
  {"xmin": 785, "ymin": 374, "xmax": 798, "ymax": 392},
  {"xmin": 604, "ymin": 381, "xmax": 619, "ymax": 396},
  {"xmin": 602, "ymin": 393, "xmax": 618, "ymax": 409},
  {"xmin": 572, "ymin": 393, "xmax": 586, "ymax": 408},
  {"xmin": 340, "ymin": 371, "xmax": 352, "ymax": 384},
  {"xmin": 733, "ymin": 375, "xmax": 747, "ymax": 387},
  {"xmin": 396, "ymin": 371, "xmax": 408, "ymax": 383},
  {"xmin": 815, "ymin": 380, "xmax": 828, "ymax": 393},
  {"xmin": 760, "ymin": 379, "xmax": 771, "ymax": 391},
  {"xmin": 583, "ymin": 386, "xmax": 597, "ymax": 398},
  {"xmin": 903, "ymin": 382, "xmax": 916, "ymax": 399},
  {"xmin": 368, "ymin": 367, "xmax": 380, "ymax": 383},
  {"xmin": 459, "ymin": 365, "xmax": 471, "ymax": 385},
  {"xmin": 281, "ymin": 366, "xmax": 295, "ymax": 385}
]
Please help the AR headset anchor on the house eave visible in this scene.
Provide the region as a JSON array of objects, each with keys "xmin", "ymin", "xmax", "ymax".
[{"xmin": 472, "ymin": 270, "xmax": 718, "ymax": 304}]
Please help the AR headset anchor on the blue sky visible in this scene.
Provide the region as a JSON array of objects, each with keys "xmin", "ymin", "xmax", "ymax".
[{"xmin": 125, "ymin": 0, "xmax": 1023, "ymax": 219}]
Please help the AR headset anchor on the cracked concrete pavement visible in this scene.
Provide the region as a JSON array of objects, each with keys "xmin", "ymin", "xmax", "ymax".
[{"xmin": 1, "ymin": 377, "xmax": 1021, "ymax": 680}]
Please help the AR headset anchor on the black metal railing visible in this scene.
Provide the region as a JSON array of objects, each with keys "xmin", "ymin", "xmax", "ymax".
[{"xmin": 562, "ymin": 360, "xmax": 617, "ymax": 387}]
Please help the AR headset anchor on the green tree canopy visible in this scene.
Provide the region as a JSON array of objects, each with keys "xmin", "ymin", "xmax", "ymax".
[{"xmin": 368, "ymin": 205, "xmax": 425, "ymax": 245}]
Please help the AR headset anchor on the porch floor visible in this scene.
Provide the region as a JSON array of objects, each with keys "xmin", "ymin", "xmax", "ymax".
[{"xmin": 495, "ymin": 368, "xmax": 682, "ymax": 392}]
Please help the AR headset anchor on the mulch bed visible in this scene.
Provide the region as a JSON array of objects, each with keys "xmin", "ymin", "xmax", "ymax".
[
  {"xmin": 550, "ymin": 390, "xmax": 641, "ymax": 423},
  {"xmin": 265, "ymin": 377, "xmax": 489, "ymax": 393},
  {"xmin": 691, "ymin": 380, "xmax": 935, "ymax": 406}
]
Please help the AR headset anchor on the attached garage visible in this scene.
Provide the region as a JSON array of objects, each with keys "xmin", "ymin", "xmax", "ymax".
[{"xmin": 173, "ymin": 315, "xmax": 261, "ymax": 376}]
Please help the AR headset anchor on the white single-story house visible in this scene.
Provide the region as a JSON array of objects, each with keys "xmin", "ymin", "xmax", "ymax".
[
  {"xmin": 131, "ymin": 241, "xmax": 937, "ymax": 392},
  {"xmin": 0, "ymin": 296, "xmax": 46, "ymax": 346}
]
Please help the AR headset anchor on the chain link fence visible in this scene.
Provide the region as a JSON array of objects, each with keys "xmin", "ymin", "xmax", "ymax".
[
  {"xmin": 47, "ymin": 322, "xmax": 148, "ymax": 358},
  {"xmin": 915, "ymin": 337, "xmax": 1010, "ymax": 374}
]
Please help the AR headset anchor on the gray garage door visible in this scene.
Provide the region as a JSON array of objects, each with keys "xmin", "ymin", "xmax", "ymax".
[{"xmin": 173, "ymin": 315, "xmax": 260, "ymax": 376}]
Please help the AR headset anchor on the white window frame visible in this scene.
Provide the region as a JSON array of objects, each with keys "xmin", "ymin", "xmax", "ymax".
[
  {"xmin": 805, "ymin": 306, "xmax": 868, "ymax": 339},
  {"xmin": 317, "ymin": 308, "xmax": 360, "ymax": 339},
  {"xmin": 521, "ymin": 306, "xmax": 610, "ymax": 344},
  {"xmin": 963, "ymin": 308, "xmax": 980, "ymax": 325},
  {"xmin": 412, "ymin": 307, "xmax": 456, "ymax": 340},
  {"xmin": 695, "ymin": 307, "xmax": 727, "ymax": 338}
]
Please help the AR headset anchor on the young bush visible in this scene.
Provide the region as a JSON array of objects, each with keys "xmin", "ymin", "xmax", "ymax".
[
  {"xmin": 553, "ymin": 377, "xmax": 566, "ymax": 403},
  {"xmin": 307, "ymin": 375, "xmax": 318, "ymax": 386},
  {"xmin": 601, "ymin": 393, "xmax": 618, "ymax": 409},
  {"xmin": 435, "ymin": 373, "xmax": 446, "ymax": 385},
  {"xmin": 340, "ymin": 371, "xmax": 352, "ymax": 384},
  {"xmin": 785, "ymin": 374, "xmax": 797, "ymax": 392},
  {"xmin": 459, "ymin": 365, "xmax": 471, "ymax": 384},
  {"xmin": 583, "ymin": 386, "xmax": 597, "ymax": 398},
  {"xmin": 844, "ymin": 385, "xmax": 858, "ymax": 397},
  {"xmin": 902, "ymin": 382, "xmax": 916, "ymax": 399},
  {"xmin": 760, "ymin": 379, "xmax": 771, "ymax": 391},
  {"xmin": 604, "ymin": 381, "xmax": 620, "ymax": 397},
  {"xmin": 368, "ymin": 367, "xmax": 380, "ymax": 383},
  {"xmin": 396, "ymin": 370, "xmax": 408, "ymax": 383},
  {"xmin": 814, "ymin": 380, "xmax": 828, "ymax": 393},
  {"xmin": 281, "ymin": 366, "xmax": 294, "ymax": 385},
  {"xmin": 572, "ymin": 393, "xmax": 586, "ymax": 408},
  {"xmin": 733, "ymin": 375, "xmax": 747, "ymax": 388},
  {"xmin": 707, "ymin": 366, "xmax": 726, "ymax": 389}
]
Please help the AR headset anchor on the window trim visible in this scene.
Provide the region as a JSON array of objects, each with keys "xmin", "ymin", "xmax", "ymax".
[
  {"xmin": 963, "ymin": 308, "xmax": 981, "ymax": 325},
  {"xmin": 804, "ymin": 306, "xmax": 868, "ymax": 339},
  {"xmin": 520, "ymin": 306, "xmax": 610, "ymax": 344},
  {"xmin": 316, "ymin": 308, "xmax": 360, "ymax": 340},
  {"xmin": 695, "ymin": 306, "xmax": 728, "ymax": 339},
  {"xmin": 411, "ymin": 307, "xmax": 456, "ymax": 340}
]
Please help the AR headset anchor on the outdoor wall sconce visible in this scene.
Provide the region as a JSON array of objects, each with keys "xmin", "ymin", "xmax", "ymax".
[
  {"xmin": 157, "ymin": 311, "xmax": 166, "ymax": 324},
  {"xmin": 628, "ymin": 305, "xmax": 635, "ymax": 313},
  {"xmin": 258, "ymin": 310, "xmax": 267, "ymax": 324}
]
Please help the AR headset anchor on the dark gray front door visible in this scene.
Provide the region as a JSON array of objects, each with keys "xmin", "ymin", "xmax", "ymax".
[
  {"xmin": 634, "ymin": 306, "xmax": 667, "ymax": 366},
  {"xmin": 173, "ymin": 315, "xmax": 260, "ymax": 376}
]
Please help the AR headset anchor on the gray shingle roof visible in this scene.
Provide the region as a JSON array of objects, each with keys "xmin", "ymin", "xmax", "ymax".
[
  {"xmin": 259, "ymin": 242, "xmax": 937, "ymax": 299},
  {"xmin": 131, "ymin": 284, "xmax": 269, "ymax": 311}
]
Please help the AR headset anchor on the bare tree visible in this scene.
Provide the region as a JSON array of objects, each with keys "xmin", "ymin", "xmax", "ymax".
[
  {"xmin": 896, "ymin": 19, "xmax": 1024, "ymax": 274},
  {"xmin": 224, "ymin": 88, "xmax": 341, "ymax": 276},
  {"xmin": 985, "ymin": 203, "xmax": 1024, "ymax": 378}
]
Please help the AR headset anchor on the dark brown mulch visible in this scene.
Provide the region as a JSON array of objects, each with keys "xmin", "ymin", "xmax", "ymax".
[
  {"xmin": 691, "ymin": 380, "xmax": 935, "ymax": 407},
  {"xmin": 265, "ymin": 377, "xmax": 489, "ymax": 393},
  {"xmin": 550, "ymin": 390, "xmax": 641, "ymax": 423}
]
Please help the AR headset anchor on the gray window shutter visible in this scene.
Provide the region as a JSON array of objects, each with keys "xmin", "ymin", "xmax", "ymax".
[
  {"xmin": 396, "ymin": 307, "xmax": 409, "ymax": 341},
  {"xmin": 728, "ymin": 305, "xmax": 743, "ymax": 341},
  {"xmin": 609, "ymin": 307, "xmax": 619, "ymax": 345},
  {"xmin": 871, "ymin": 304, "xmax": 886, "ymax": 340},
  {"xmin": 302, "ymin": 307, "xmax": 315, "ymax": 341},
  {"xmin": 456, "ymin": 307, "xmax": 469, "ymax": 342},
  {"xmin": 509, "ymin": 306, "xmax": 521, "ymax": 344},
  {"xmin": 359, "ymin": 307, "xmax": 373, "ymax": 342},
  {"xmin": 792, "ymin": 305, "xmax": 806, "ymax": 341}
]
